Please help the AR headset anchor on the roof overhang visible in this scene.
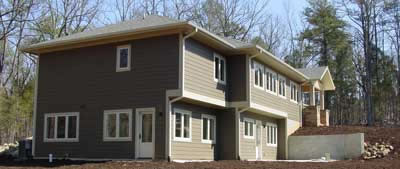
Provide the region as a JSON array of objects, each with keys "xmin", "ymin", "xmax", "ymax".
[
  {"xmin": 236, "ymin": 45, "xmax": 309, "ymax": 83},
  {"xmin": 22, "ymin": 21, "xmax": 193, "ymax": 55},
  {"xmin": 22, "ymin": 20, "xmax": 309, "ymax": 83}
]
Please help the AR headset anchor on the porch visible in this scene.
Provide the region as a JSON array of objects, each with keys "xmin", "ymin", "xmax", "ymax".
[{"xmin": 297, "ymin": 67, "xmax": 335, "ymax": 127}]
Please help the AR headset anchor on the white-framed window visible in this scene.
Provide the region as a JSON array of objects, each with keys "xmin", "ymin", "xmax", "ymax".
[
  {"xmin": 214, "ymin": 53, "xmax": 226, "ymax": 84},
  {"xmin": 116, "ymin": 45, "xmax": 131, "ymax": 72},
  {"xmin": 103, "ymin": 109, "xmax": 132, "ymax": 141},
  {"xmin": 266, "ymin": 69, "xmax": 277, "ymax": 94},
  {"xmin": 174, "ymin": 109, "xmax": 192, "ymax": 142},
  {"xmin": 266, "ymin": 123, "xmax": 278, "ymax": 147},
  {"xmin": 253, "ymin": 61, "xmax": 264, "ymax": 89},
  {"xmin": 278, "ymin": 75, "xmax": 286, "ymax": 98},
  {"xmin": 44, "ymin": 112, "xmax": 79, "ymax": 142},
  {"xmin": 290, "ymin": 81, "xmax": 299, "ymax": 103},
  {"xmin": 243, "ymin": 118, "xmax": 255, "ymax": 139},
  {"xmin": 201, "ymin": 114, "xmax": 216, "ymax": 144}
]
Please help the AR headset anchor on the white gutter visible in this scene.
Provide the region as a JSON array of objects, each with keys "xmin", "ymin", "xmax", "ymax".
[
  {"xmin": 235, "ymin": 51, "xmax": 261, "ymax": 160},
  {"xmin": 166, "ymin": 28, "xmax": 197, "ymax": 161},
  {"xmin": 32, "ymin": 56, "xmax": 39, "ymax": 157},
  {"xmin": 181, "ymin": 28, "xmax": 198, "ymax": 96}
]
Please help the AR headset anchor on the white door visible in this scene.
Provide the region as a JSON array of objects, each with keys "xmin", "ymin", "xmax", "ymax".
[
  {"xmin": 136, "ymin": 108, "xmax": 155, "ymax": 159},
  {"xmin": 255, "ymin": 120, "xmax": 262, "ymax": 160}
]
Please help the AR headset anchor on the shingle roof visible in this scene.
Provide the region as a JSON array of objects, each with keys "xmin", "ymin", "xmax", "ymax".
[
  {"xmin": 28, "ymin": 15, "xmax": 186, "ymax": 49},
  {"xmin": 296, "ymin": 66, "xmax": 328, "ymax": 80},
  {"xmin": 218, "ymin": 36, "xmax": 252, "ymax": 48}
]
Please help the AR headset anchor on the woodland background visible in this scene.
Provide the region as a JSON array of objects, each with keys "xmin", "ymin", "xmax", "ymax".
[{"xmin": 0, "ymin": 0, "xmax": 399, "ymax": 144}]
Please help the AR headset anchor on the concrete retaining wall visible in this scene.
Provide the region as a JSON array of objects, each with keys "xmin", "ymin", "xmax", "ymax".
[{"xmin": 288, "ymin": 133, "xmax": 364, "ymax": 160}]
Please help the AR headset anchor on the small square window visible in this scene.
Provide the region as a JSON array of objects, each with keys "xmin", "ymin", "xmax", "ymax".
[{"xmin": 116, "ymin": 45, "xmax": 131, "ymax": 72}]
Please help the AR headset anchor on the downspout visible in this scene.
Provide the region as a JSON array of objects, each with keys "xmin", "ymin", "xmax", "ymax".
[
  {"xmin": 235, "ymin": 50, "xmax": 261, "ymax": 160},
  {"xmin": 32, "ymin": 55, "xmax": 39, "ymax": 157},
  {"xmin": 166, "ymin": 28, "xmax": 197, "ymax": 161}
]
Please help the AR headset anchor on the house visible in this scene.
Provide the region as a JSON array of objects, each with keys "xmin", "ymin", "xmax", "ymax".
[{"xmin": 23, "ymin": 15, "xmax": 335, "ymax": 161}]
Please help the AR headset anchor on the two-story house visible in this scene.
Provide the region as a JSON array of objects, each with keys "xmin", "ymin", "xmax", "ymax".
[{"xmin": 23, "ymin": 15, "xmax": 335, "ymax": 161}]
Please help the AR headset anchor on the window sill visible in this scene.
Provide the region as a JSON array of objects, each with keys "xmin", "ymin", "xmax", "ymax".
[
  {"xmin": 290, "ymin": 100, "xmax": 298, "ymax": 104},
  {"xmin": 254, "ymin": 85, "xmax": 264, "ymax": 91},
  {"xmin": 173, "ymin": 137, "xmax": 192, "ymax": 142},
  {"xmin": 201, "ymin": 140, "xmax": 215, "ymax": 144},
  {"xmin": 44, "ymin": 138, "xmax": 79, "ymax": 143},
  {"xmin": 116, "ymin": 67, "xmax": 131, "ymax": 72},
  {"xmin": 103, "ymin": 137, "xmax": 132, "ymax": 142},
  {"xmin": 244, "ymin": 136, "xmax": 254, "ymax": 139},
  {"xmin": 267, "ymin": 144, "xmax": 277, "ymax": 147},
  {"xmin": 278, "ymin": 95, "xmax": 286, "ymax": 99},
  {"xmin": 214, "ymin": 78, "xmax": 226, "ymax": 85},
  {"xmin": 266, "ymin": 90, "xmax": 277, "ymax": 96}
]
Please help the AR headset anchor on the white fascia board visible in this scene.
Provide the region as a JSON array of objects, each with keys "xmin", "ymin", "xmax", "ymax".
[{"xmin": 249, "ymin": 102, "xmax": 288, "ymax": 118}]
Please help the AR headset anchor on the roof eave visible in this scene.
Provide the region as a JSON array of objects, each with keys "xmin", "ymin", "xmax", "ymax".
[{"xmin": 22, "ymin": 21, "xmax": 192, "ymax": 54}]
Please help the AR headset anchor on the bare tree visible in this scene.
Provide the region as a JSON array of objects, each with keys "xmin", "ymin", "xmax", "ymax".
[
  {"xmin": 0, "ymin": 0, "xmax": 34, "ymax": 74},
  {"xmin": 30, "ymin": 0, "xmax": 102, "ymax": 41}
]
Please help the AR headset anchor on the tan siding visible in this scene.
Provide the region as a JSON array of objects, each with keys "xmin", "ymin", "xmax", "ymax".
[
  {"xmin": 240, "ymin": 112, "xmax": 278, "ymax": 160},
  {"xmin": 184, "ymin": 38, "xmax": 227, "ymax": 102},
  {"xmin": 250, "ymin": 60, "xmax": 301, "ymax": 121},
  {"xmin": 171, "ymin": 102, "xmax": 216, "ymax": 160}
]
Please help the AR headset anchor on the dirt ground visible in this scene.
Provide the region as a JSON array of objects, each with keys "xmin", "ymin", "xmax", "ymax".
[{"xmin": 0, "ymin": 125, "xmax": 399, "ymax": 169}]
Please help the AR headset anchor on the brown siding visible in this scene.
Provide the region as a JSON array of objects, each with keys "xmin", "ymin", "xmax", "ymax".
[
  {"xmin": 227, "ymin": 55, "xmax": 247, "ymax": 102},
  {"xmin": 217, "ymin": 108, "xmax": 236, "ymax": 160},
  {"xmin": 184, "ymin": 38, "xmax": 227, "ymax": 101},
  {"xmin": 250, "ymin": 59, "xmax": 301, "ymax": 121},
  {"xmin": 170, "ymin": 101, "xmax": 218, "ymax": 160},
  {"xmin": 239, "ymin": 111, "xmax": 278, "ymax": 160},
  {"xmin": 35, "ymin": 34, "xmax": 180, "ymax": 159}
]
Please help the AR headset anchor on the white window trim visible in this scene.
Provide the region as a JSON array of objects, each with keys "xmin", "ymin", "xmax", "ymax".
[
  {"xmin": 290, "ymin": 81, "xmax": 299, "ymax": 104},
  {"xmin": 243, "ymin": 117, "xmax": 255, "ymax": 139},
  {"xmin": 278, "ymin": 75, "xmax": 286, "ymax": 99},
  {"xmin": 213, "ymin": 53, "xmax": 226, "ymax": 84},
  {"xmin": 265, "ymin": 68, "xmax": 277, "ymax": 95},
  {"xmin": 44, "ymin": 112, "xmax": 80, "ymax": 142},
  {"xmin": 103, "ymin": 109, "xmax": 133, "ymax": 142},
  {"xmin": 201, "ymin": 114, "xmax": 217, "ymax": 144},
  {"xmin": 266, "ymin": 123, "xmax": 278, "ymax": 147},
  {"xmin": 173, "ymin": 109, "xmax": 192, "ymax": 142},
  {"xmin": 116, "ymin": 45, "xmax": 131, "ymax": 72},
  {"xmin": 253, "ymin": 61, "xmax": 265, "ymax": 90}
]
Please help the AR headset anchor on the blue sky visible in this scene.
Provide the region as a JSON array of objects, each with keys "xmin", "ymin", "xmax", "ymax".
[{"xmin": 269, "ymin": 0, "xmax": 307, "ymax": 15}]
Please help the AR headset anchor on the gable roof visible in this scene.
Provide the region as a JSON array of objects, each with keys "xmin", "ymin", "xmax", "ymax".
[
  {"xmin": 297, "ymin": 66, "xmax": 335, "ymax": 91},
  {"xmin": 23, "ymin": 15, "xmax": 311, "ymax": 82}
]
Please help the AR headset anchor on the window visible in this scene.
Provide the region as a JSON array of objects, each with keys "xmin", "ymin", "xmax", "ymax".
[
  {"xmin": 174, "ymin": 109, "xmax": 191, "ymax": 142},
  {"xmin": 254, "ymin": 61, "xmax": 264, "ymax": 89},
  {"xmin": 201, "ymin": 114, "xmax": 216, "ymax": 144},
  {"xmin": 278, "ymin": 75, "xmax": 286, "ymax": 98},
  {"xmin": 290, "ymin": 81, "xmax": 299, "ymax": 103},
  {"xmin": 116, "ymin": 45, "xmax": 131, "ymax": 72},
  {"xmin": 44, "ymin": 112, "xmax": 79, "ymax": 142},
  {"xmin": 266, "ymin": 123, "xmax": 278, "ymax": 147},
  {"xmin": 244, "ymin": 118, "xmax": 255, "ymax": 139},
  {"xmin": 266, "ymin": 69, "xmax": 277, "ymax": 94},
  {"xmin": 214, "ymin": 53, "xmax": 226, "ymax": 84},
  {"xmin": 103, "ymin": 109, "xmax": 132, "ymax": 141}
]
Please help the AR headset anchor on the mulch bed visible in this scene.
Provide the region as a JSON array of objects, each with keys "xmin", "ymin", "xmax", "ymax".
[{"xmin": 0, "ymin": 126, "xmax": 399, "ymax": 169}]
